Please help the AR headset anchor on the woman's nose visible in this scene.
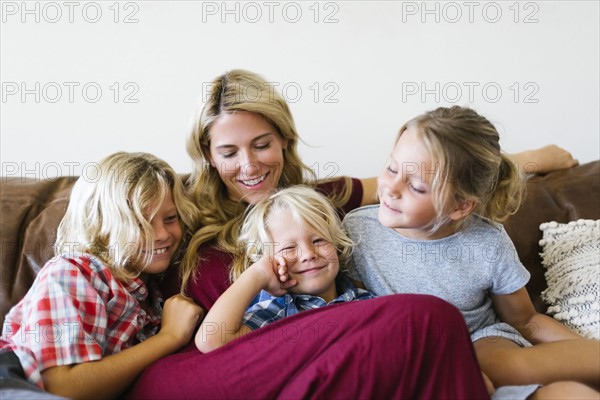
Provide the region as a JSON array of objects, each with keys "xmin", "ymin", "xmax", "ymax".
[{"xmin": 240, "ymin": 152, "xmax": 260, "ymax": 177}]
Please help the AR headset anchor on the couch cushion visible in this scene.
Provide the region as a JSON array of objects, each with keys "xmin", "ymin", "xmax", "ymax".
[
  {"xmin": 1, "ymin": 177, "xmax": 74, "ymax": 321},
  {"xmin": 503, "ymin": 161, "xmax": 600, "ymax": 313}
]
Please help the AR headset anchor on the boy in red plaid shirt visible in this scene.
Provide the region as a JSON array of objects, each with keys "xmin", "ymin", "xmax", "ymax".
[{"xmin": 1, "ymin": 152, "xmax": 203, "ymax": 398}]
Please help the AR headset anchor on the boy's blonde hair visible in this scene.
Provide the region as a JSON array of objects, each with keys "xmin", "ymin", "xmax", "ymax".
[
  {"xmin": 55, "ymin": 152, "xmax": 200, "ymax": 281},
  {"xmin": 230, "ymin": 185, "xmax": 353, "ymax": 282},
  {"xmin": 397, "ymin": 106, "xmax": 524, "ymax": 231}
]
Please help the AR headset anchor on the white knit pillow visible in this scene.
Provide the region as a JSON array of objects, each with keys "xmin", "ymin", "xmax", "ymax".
[{"xmin": 539, "ymin": 219, "xmax": 600, "ymax": 339}]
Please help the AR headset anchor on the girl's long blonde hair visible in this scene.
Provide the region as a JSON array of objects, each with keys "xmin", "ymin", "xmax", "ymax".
[{"xmin": 55, "ymin": 152, "xmax": 200, "ymax": 281}]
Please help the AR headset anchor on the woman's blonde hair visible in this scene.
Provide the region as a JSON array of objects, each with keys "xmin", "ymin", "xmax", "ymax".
[
  {"xmin": 230, "ymin": 185, "xmax": 353, "ymax": 281},
  {"xmin": 55, "ymin": 152, "xmax": 200, "ymax": 281},
  {"xmin": 181, "ymin": 69, "xmax": 353, "ymax": 293},
  {"xmin": 397, "ymin": 106, "xmax": 525, "ymax": 231}
]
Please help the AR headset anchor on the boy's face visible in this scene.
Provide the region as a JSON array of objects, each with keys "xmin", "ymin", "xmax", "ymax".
[
  {"xmin": 377, "ymin": 127, "xmax": 444, "ymax": 240},
  {"xmin": 143, "ymin": 188, "xmax": 183, "ymax": 274},
  {"xmin": 267, "ymin": 211, "xmax": 339, "ymax": 303}
]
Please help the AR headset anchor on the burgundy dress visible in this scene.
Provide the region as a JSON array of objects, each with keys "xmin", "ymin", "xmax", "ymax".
[{"xmin": 127, "ymin": 179, "xmax": 489, "ymax": 399}]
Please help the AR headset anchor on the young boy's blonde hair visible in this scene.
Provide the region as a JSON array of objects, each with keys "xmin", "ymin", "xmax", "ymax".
[
  {"xmin": 397, "ymin": 106, "xmax": 524, "ymax": 232},
  {"xmin": 55, "ymin": 152, "xmax": 200, "ymax": 281},
  {"xmin": 230, "ymin": 185, "xmax": 353, "ymax": 282}
]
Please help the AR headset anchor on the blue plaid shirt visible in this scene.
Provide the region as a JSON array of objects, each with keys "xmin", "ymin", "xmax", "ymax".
[{"xmin": 242, "ymin": 274, "xmax": 375, "ymax": 330}]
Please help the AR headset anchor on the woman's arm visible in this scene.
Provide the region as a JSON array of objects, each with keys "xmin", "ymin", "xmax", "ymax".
[
  {"xmin": 196, "ymin": 256, "xmax": 294, "ymax": 353},
  {"xmin": 491, "ymin": 288, "xmax": 582, "ymax": 344},
  {"xmin": 507, "ymin": 145, "xmax": 578, "ymax": 174},
  {"xmin": 359, "ymin": 177, "xmax": 378, "ymax": 206},
  {"xmin": 41, "ymin": 294, "xmax": 202, "ymax": 399}
]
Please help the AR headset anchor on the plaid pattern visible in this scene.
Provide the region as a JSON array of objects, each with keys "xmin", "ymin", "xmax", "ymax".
[
  {"xmin": 1, "ymin": 253, "xmax": 162, "ymax": 389},
  {"xmin": 243, "ymin": 275, "xmax": 374, "ymax": 330}
]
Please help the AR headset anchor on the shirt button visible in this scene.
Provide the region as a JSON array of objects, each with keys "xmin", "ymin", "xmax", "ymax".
[{"xmin": 139, "ymin": 287, "xmax": 147, "ymax": 295}]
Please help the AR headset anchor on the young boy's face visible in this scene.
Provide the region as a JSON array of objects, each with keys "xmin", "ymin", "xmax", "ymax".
[
  {"xmin": 377, "ymin": 126, "xmax": 442, "ymax": 240},
  {"xmin": 267, "ymin": 211, "xmax": 339, "ymax": 303},
  {"xmin": 143, "ymin": 188, "xmax": 183, "ymax": 274}
]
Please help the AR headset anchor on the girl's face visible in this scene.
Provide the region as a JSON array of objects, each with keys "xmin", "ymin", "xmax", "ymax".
[
  {"xmin": 208, "ymin": 111, "xmax": 287, "ymax": 205},
  {"xmin": 142, "ymin": 188, "xmax": 183, "ymax": 274},
  {"xmin": 267, "ymin": 210, "xmax": 339, "ymax": 303},
  {"xmin": 377, "ymin": 127, "xmax": 449, "ymax": 240}
]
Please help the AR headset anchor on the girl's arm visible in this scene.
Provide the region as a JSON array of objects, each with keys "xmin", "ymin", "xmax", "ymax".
[
  {"xmin": 41, "ymin": 294, "xmax": 202, "ymax": 399},
  {"xmin": 491, "ymin": 288, "xmax": 582, "ymax": 344},
  {"xmin": 195, "ymin": 256, "xmax": 294, "ymax": 353}
]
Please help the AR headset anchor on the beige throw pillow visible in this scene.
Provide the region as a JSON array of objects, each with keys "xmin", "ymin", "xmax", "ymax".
[{"xmin": 539, "ymin": 219, "xmax": 600, "ymax": 339}]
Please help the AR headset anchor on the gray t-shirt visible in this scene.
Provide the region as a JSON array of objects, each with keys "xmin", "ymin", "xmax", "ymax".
[{"xmin": 343, "ymin": 205, "xmax": 530, "ymax": 335}]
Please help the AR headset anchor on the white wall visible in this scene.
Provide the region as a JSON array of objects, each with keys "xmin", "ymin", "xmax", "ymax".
[{"xmin": 2, "ymin": 1, "xmax": 598, "ymax": 180}]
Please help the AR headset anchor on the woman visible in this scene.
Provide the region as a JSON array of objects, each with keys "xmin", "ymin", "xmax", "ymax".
[{"xmin": 128, "ymin": 69, "xmax": 575, "ymax": 399}]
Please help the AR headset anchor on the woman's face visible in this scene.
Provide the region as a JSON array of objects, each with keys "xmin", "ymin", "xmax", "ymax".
[{"xmin": 208, "ymin": 111, "xmax": 287, "ymax": 204}]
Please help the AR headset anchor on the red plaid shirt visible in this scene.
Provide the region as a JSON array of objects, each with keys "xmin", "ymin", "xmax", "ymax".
[{"xmin": 1, "ymin": 253, "xmax": 163, "ymax": 389}]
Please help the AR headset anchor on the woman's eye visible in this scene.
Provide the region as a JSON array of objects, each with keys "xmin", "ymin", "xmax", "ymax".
[
  {"xmin": 255, "ymin": 142, "xmax": 271, "ymax": 151},
  {"xmin": 221, "ymin": 152, "xmax": 236, "ymax": 159},
  {"xmin": 387, "ymin": 166, "xmax": 398, "ymax": 175}
]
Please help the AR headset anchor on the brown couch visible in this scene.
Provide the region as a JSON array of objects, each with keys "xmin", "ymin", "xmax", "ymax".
[{"xmin": 1, "ymin": 161, "xmax": 599, "ymax": 322}]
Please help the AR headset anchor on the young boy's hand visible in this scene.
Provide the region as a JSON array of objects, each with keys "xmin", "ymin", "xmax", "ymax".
[
  {"xmin": 160, "ymin": 294, "xmax": 204, "ymax": 348},
  {"xmin": 275, "ymin": 257, "xmax": 297, "ymax": 290},
  {"xmin": 250, "ymin": 255, "xmax": 297, "ymax": 296}
]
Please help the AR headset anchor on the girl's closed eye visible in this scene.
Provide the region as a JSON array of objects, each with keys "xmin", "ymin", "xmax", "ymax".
[
  {"xmin": 387, "ymin": 165, "xmax": 398, "ymax": 175},
  {"xmin": 409, "ymin": 183, "xmax": 426, "ymax": 194}
]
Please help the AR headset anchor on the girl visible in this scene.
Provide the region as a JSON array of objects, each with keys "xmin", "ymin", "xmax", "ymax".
[
  {"xmin": 195, "ymin": 186, "xmax": 374, "ymax": 353},
  {"xmin": 343, "ymin": 106, "xmax": 600, "ymax": 398},
  {"xmin": 0, "ymin": 152, "xmax": 203, "ymax": 399}
]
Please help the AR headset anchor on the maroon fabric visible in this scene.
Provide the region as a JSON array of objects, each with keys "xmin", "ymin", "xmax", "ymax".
[
  {"xmin": 127, "ymin": 294, "xmax": 488, "ymax": 399},
  {"xmin": 315, "ymin": 177, "xmax": 364, "ymax": 216}
]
